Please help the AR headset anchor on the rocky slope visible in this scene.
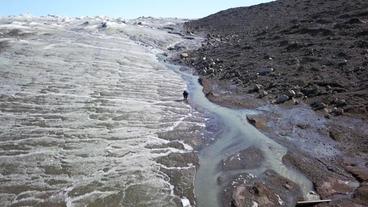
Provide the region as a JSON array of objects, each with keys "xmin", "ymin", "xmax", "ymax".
[
  {"xmin": 178, "ymin": 0, "xmax": 368, "ymax": 206},
  {"xmin": 184, "ymin": 0, "xmax": 368, "ymax": 119}
]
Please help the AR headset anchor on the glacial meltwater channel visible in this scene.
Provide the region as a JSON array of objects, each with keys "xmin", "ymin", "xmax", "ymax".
[{"xmin": 167, "ymin": 65, "xmax": 314, "ymax": 207}]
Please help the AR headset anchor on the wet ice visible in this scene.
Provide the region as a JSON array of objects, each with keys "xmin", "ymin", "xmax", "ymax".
[{"xmin": 0, "ymin": 15, "xmax": 202, "ymax": 207}]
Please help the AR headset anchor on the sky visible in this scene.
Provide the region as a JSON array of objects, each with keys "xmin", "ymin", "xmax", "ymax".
[{"xmin": 1, "ymin": 0, "xmax": 272, "ymax": 19}]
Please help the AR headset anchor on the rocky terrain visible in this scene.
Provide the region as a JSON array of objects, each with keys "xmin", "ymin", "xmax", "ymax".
[
  {"xmin": 184, "ymin": 0, "xmax": 368, "ymax": 119},
  {"xmin": 178, "ymin": 0, "xmax": 368, "ymax": 206}
]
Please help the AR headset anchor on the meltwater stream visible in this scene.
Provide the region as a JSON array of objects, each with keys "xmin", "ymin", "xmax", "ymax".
[{"xmin": 169, "ymin": 67, "xmax": 314, "ymax": 207}]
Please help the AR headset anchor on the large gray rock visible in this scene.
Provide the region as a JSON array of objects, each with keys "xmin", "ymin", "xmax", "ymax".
[{"xmin": 275, "ymin": 94, "xmax": 290, "ymax": 104}]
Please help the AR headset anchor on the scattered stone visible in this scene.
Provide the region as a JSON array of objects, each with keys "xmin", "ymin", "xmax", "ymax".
[
  {"xmin": 333, "ymin": 99, "xmax": 347, "ymax": 107},
  {"xmin": 295, "ymin": 91, "xmax": 304, "ymax": 98},
  {"xmin": 184, "ymin": 36, "xmax": 195, "ymax": 40},
  {"xmin": 287, "ymin": 90, "xmax": 296, "ymax": 98},
  {"xmin": 296, "ymin": 123, "xmax": 310, "ymax": 129},
  {"xmin": 180, "ymin": 53, "xmax": 189, "ymax": 59},
  {"xmin": 331, "ymin": 107, "xmax": 344, "ymax": 116},
  {"xmin": 311, "ymin": 101, "xmax": 327, "ymax": 110},
  {"xmin": 168, "ymin": 45, "xmax": 186, "ymax": 51},
  {"xmin": 306, "ymin": 191, "xmax": 320, "ymax": 201},
  {"xmin": 302, "ymin": 85, "xmax": 320, "ymax": 97},
  {"xmin": 257, "ymin": 67, "xmax": 274, "ymax": 76},
  {"xmin": 323, "ymin": 108, "xmax": 332, "ymax": 114},
  {"xmin": 198, "ymin": 78, "xmax": 203, "ymax": 86},
  {"xmin": 275, "ymin": 95, "xmax": 290, "ymax": 104},
  {"xmin": 345, "ymin": 18, "xmax": 365, "ymax": 24},
  {"xmin": 101, "ymin": 22, "xmax": 107, "ymax": 28},
  {"xmin": 338, "ymin": 59, "xmax": 348, "ymax": 67},
  {"xmin": 258, "ymin": 90, "xmax": 268, "ymax": 98},
  {"xmin": 292, "ymin": 98, "xmax": 300, "ymax": 105},
  {"xmin": 249, "ymin": 84, "xmax": 263, "ymax": 93},
  {"xmin": 162, "ymin": 26, "xmax": 174, "ymax": 31}
]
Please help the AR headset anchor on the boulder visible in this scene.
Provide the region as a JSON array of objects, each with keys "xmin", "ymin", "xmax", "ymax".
[
  {"xmin": 198, "ymin": 78, "xmax": 203, "ymax": 86},
  {"xmin": 333, "ymin": 99, "xmax": 347, "ymax": 107},
  {"xmin": 275, "ymin": 95, "xmax": 290, "ymax": 104},
  {"xmin": 344, "ymin": 165, "xmax": 368, "ymax": 182},
  {"xmin": 229, "ymin": 170, "xmax": 302, "ymax": 207},
  {"xmin": 332, "ymin": 107, "xmax": 344, "ymax": 116},
  {"xmin": 292, "ymin": 98, "xmax": 300, "ymax": 105},
  {"xmin": 287, "ymin": 90, "xmax": 296, "ymax": 98},
  {"xmin": 257, "ymin": 67, "xmax": 274, "ymax": 76},
  {"xmin": 246, "ymin": 115, "xmax": 267, "ymax": 129},
  {"xmin": 101, "ymin": 22, "xmax": 107, "ymax": 28},
  {"xmin": 317, "ymin": 177, "xmax": 355, "ymax": 198},
  {"xmin": 249, "ymin": 84, "xmax": 263, "ymax": 93},
  {"xmin": 295, "ymin": 91, "xmax": 304, "ymax": 98},
  {"xmin": 258, "ymin": 90, "xmax": 268, "ymax": 98},
  {"xmin": 180, "ymin": 53, "xmax": 189, "ymax": 59},
  {"xmin": 302, "ymin": 85, "xmax": 320, "ymax": 97},
  {"xmin": 168, "ymin": 45, "xmax": 186, "ymax": 51},
  {"xmin": 354, "ymin": 184, "xmax": 368, "ymax": 204},
  {"xmin": 311, "ymin": 101, "xmax": 327, "ymax": 110},
  {"xmin": 345, "ymin": 18, "xmax": 365, "ymax": 24}
]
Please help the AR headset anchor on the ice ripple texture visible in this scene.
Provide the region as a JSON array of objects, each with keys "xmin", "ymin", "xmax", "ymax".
[{"xmin": 0, "ymin": 16, "xmax": 202, "ymax": 207}]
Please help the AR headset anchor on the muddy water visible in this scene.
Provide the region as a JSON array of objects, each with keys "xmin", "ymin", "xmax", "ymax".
[
  {"xmin": 169, "ymin": 67, "xmax": 314, "ymax": 207},
  {"xmin": 0, "ymin": 16, "xmax": 204, "ymax": 207}
]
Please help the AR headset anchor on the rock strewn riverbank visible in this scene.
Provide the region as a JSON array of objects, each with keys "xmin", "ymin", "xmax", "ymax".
[{"xmin": 177, "ymin": 0, "xmax": 368, "ymax": 206}]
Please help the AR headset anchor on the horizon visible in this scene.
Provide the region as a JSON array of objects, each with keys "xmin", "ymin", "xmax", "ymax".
[{"xmin": 1, "ymin": 0, "xmax": 272, "ymax": 19}]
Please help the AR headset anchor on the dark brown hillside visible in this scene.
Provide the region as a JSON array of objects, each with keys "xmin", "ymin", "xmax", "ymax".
[
  {"xmin": 177, "ymin": 0, "xmax": 368, "ymax": 206},
  {"xmin": 183, "ymin": 0, "xmax": 368, "ymax": 118}
]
